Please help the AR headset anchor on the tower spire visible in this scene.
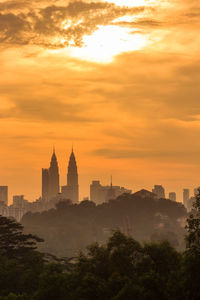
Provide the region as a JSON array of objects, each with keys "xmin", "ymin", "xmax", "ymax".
[
  {"xmin": 67, "ymin": 148, "xmax": 79, "ymax": 203},
  {"xmin": 42, "ymin": 146, "xmax": 60, "ymax": 202},
  {"xmin": 106, "ymin": 174, "xmax": 115, "ymax": 202}
]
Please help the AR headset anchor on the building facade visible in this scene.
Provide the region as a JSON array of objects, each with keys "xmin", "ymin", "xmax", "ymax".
[
  {"xmin": 42, "ymin": 168, "xmax": 49, "ymax": 201},
  {"xmin": 0, "ymin": 186, "xmax": 8, "ymax": 205},
  {"xmin": 42, "ymin": 149, "xmax": 60, "ymax": 201},
  {"xmin": 61, "ymin": 149, "xmax": 79, "ymax": 203},
  {"xmin": 152, "ymin": 185, "xmax": 165, "ymax": 199},
  {"xmin": 169, "ymin": 192, "xmax": 176, "ymax": 202},
  {"xmin": 183, "ymin": 189, "xmax": 190, "ymax": 208},
  {"xmin": 90, "ymin": 180, "xmax": 132, "ymax": 204}
]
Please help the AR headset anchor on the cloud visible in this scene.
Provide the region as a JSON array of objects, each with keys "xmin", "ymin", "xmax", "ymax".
[
  {"xmin": 0, "ymin": 98, "xmax": 99, "ymax": 123},
  {"xmin": 0, "ymin": 12, "xmax": 30, "ymax": 44},
  {"xmin": 92, "ymin": 147, "xmax": 199, "ymax": 160},
  {"xmin": 114, "ymin": 19, "xmax": 163, "ymax": 29},
  {"xmin": 0, "ymin": 1, "xmax": 146, "ymax": 48},
  {"xmin": 0, "ymin": 0, "xmax": 199, "ymax": 50}
]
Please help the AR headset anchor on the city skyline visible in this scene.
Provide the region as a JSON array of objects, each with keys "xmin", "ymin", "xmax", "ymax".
[
  {"xmin": 0, "ymin": 145, "xmax": 199, "ymax": 204},
  {"xmin": 0, "ymin": 0, "xmax": 200, "ymax": 203},
  {"xmin": 0, "ymin": 0, "xmax": 200, "ymax": 298}
]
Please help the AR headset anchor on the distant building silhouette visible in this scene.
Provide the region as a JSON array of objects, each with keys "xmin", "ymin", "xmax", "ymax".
[
  {"xmin": 106, "ymin": 177, "xmax": 116, "ymax": 202},
  {"xmin": 13, "ymin": 195, "xmax": 29, "ymax": 208},
  {"xmin": 42, "ymin": 168, "xmax": 49, "ymax": 201},
  {"xmin": 183, "ymin": 189, "xmax": 190, "ymax": 208},
  {"xmin": 133, "ymin": 189, "xmax": 157, "ymax": 199},
  {"xmin": 61, "ymin": 148, "xmax": 79, "ymax": 203},
  {"xmin": 169, "ymin": 192, "xmax": 176, "ymax": 202},
  {"xmin": 152, "ymin": 185, "xmax": 165, "ymax": 199},
  {"xmin": 90, "ymin": 180, "xmax": 131, "ymax": 204},
  {"xmin": 42, "ymin": 148, "xmax": 60, "ymax": 201},
  {"xmin": 0, "ymin": 186, "xmax": 8, "ymax": 205},
  {"xmin": 48, "ymin": 149, "xmax": 60, "ymax": 199}
]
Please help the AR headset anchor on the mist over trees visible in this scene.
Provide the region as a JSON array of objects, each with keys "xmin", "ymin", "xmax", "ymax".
[
  {"xmin": 21, "ymin": 192, "xmax": 186, "ymax": 257},
  {"xmin": 0, "ymin": 190, "xmax": 199, "ymax": 300}
]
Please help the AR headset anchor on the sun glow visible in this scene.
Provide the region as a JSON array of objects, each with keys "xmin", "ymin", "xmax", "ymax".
[
  {"xmin": 69, "ymin": 25, "xmax": 148, "ymax": 63},
  {"xmin": 62, "ymin": 19, "xmax": 83, "ymax": 30}
]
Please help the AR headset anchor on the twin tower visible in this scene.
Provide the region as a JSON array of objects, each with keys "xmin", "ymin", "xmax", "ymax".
[{"xmin": 42, "ymin": 148, "xmax": 79, "ymax": 203}]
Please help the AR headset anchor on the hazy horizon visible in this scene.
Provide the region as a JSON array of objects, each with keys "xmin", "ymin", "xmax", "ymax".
[{"xmin": 0, "ymin": 0, "xmax": 200, "ymax": 203}]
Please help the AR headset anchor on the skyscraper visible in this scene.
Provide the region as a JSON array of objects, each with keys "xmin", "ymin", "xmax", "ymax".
[
  {"xmin": 169, "ymin": 192, "xmax": 176, "ymax": 202},
  {"xmin": 0, "ymin": 186, "xmax": 8, "ymax": 206},
  {"xmin": 106, "ymin": 177, "xmax": 116, "ymax": 202},
  {"xmin": 42, "ymin": 168, "xmax": 49, "ymax": 201},
  {"xmin": 41, "ymin": 149, "xmax": 60, "ymax": 201},
  {"xmin": 90, "ymin": 180, "xmax": 131, "ymax": 204},
  {"xmin": 152, "ymin": 185, "xmax": 165, "ymax": 199},
  {"xmin": 61, "ymin": 149, "xmax": 79, "ymax": 203},
  {"xmin": 48, "ymin": 149, "xmax": 60, "ymax": 199},
  {"xmin": 67, "ymin": 149, "xmax": 79, "ymax": 203},
  {"xmin": 183, "ymin": 189, "xmax": 190, "ymax": 208}
]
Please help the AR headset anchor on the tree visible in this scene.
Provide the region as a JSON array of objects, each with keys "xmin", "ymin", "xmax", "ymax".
[
  {"xmin": 68, "ymin": 230, "xmax": 182, "ymax": 300},
  {"xmin": 0, "ymin": 216, "xmax": 45, "ymax": 297},
  {"xmin": 33, "ymin": 264, "xmax": 70, "ymax": 300},
  {"xmin": 142, "ymin": 241, "xmax": 182, "ymax": 300},
  {"xmin": 183, "ymin": 187, "xmax": 200, "ymax": 300},
  {"xmin": 0, "ymin": 293, "xmax": 29, "ymax": 300},
  {"xmin": 185, "ymin": 187, "xmax": 200, "ymax": 253},
  {"xmin": 0, "ymin": 215, "xmax": 43, "ymax": 259}
]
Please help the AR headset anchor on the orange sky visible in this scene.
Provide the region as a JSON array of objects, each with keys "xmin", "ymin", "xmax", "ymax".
[{"xmin": 0, "ymin": 0, "xmax": 200, "ymax": 203}]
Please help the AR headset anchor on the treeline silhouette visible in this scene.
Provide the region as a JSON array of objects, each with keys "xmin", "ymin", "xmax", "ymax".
[
  {"xmin": 0, "ymin": 190, "xmax": 200, "ymax": 300},
  {"xmin": 21, "ymin": 192, "xmax": 187, "ymax": 257}
]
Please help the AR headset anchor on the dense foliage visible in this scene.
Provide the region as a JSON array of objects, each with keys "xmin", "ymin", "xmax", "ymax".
[
  {"xmin": 1, "ymin": 192, "xmax": 200, "ymax": 299},
  {"xmin": 0, "ymin": 215, "xmax": 199, "ymax": 299},
  {"xmin": 22, "ymin": 193, "xmax": 186, "ymax": 257}
]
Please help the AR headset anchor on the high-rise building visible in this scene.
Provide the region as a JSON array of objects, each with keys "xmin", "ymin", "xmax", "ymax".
[
  {"xmin": 48, "ymin": 150, "xmax": 60, "ymax": 200},
  {"xmin": 90, "ymin": 180, "xmax": 131, "ymax": 204},
  {"xmin": 42, "ymin": 168, "xmax": 49, "ymax": 201},
  {"xmin": 13, "ymin": 195, "xmax": 29, "ymax": 209},
  {"xmin": 90, "ymin": 181, "xmax": 105, "ymax": 204},
  {"xmin": 41, "ymin": 149, "xmax": 60, "ymax": 201},
  {"xmin": 61, "ymin": 149, "xmax": 79, "ymax": 203},
  {"xmin": 183, "ymin": 189, "xmax": 190, "ymax": 208},
  {"xmin": 169, "ymin": 192, "xmax": 176, "ymax": 202},
  {"xmin": 152, "ymin": 185, "xmax": 165, "ymax": 199},
  {"xmin": 0, "ymin": 186, "xmax": 8, "ymax": 205},
  {"xmin": 106, "ymin": 178, "xmax": 116, "ymax": 202}
]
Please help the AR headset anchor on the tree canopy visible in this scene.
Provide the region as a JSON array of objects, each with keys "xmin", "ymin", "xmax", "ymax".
[
  {"xmin": 0, "ymin": 216, "xmax": 43, "ymax": 258},
  {"xmin": 22, "ymin": 193, "xmax": 186, "ymax": 257},
  {"xmin": 1, "ymin": 190, "xmax": 200, "ymax": 299}
]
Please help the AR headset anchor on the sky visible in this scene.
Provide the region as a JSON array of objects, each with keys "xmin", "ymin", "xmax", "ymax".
[{"xmin": 0, "ymin": 0, "xmax": 200, "ymax": 203}]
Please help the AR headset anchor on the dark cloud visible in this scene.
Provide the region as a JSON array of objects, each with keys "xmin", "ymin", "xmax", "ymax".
[
  {"xmin": 0, "ymin": 12, "xmax": 30, "ymax": 44},
  {"xmin": 0, "ymin": 1, "xmax": 146, "ymax": 48},
  {"xmin": 0, "ymin": 98, "xmax": 99, "ymax": 123},
  {"xmin": 0, "ymin": 133, "xmax": 87, "ymax": 141},
  {"xmin": 0, "ymin": 0, "xmax": 61, "ymax": 12},
  {"xmin": 92, "ymin": 147, "xmax": 200, "ymax": 161},
  {"xmin": 0, "ymin": 0, "xmax": 199, "ymax": 49}
]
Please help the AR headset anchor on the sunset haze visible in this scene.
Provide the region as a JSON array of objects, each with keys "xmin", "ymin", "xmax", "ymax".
[{"xmin": 0, "ymin": 0, "xmax": 200, "ymax": 202}]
